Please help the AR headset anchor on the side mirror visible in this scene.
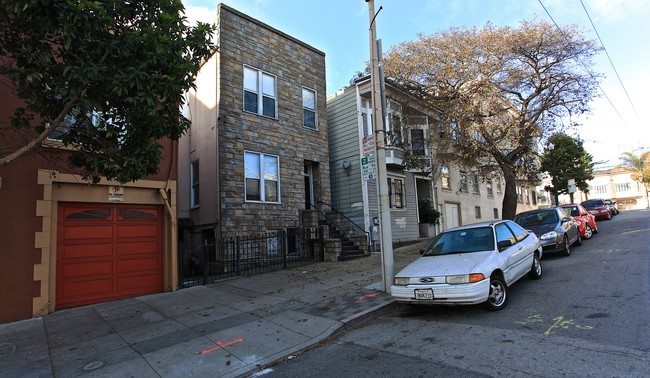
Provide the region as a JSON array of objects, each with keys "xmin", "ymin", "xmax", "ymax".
[
  {"xmin": 497, "ymin": 240, "xmax": 513, "ymax": 251},
  {"xmin": 562, "ymin": 217, "xmax": 572, "ymax": 223}
]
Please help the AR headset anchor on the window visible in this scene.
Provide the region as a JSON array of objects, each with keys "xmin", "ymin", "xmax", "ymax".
[
  {"xmin": 615, "ymin": 182, "xmax": 632, "ymax": 192},
  {"xmin": 245, "ymin": 152, "xmax": 280, "ymax": 202},
  {"xmin": 475, "ymin": 206, "xmax": 482, "ymax": 219},
  {"xmin": 47, "ymin": 108, "xmax": 101, "ymax": 141},
  {"xmin": 386, "ymin": 100, "xmax": 402, "ymax": 145},
  {"xmin": 496, "ymin": 178, "xmax": 503, "ymax": 194},
  {"xmin": 591, "ymin": 185, "xmax": 608, "ymax": 195},
  {"xmin": 437, "ymin": 121, "xmax": 446, "ymax": 138},
  {"xmin": 244, "ymin": 66, "xmax": 276, "ymax": 118},
  {"xmin": 459, "ymin": 171, "xmax": 468, "ymax": 192},
  {"xmin": 487, "ymin": 180, "xmax": 494, "ymax": 196},
  {"xmin": 441, "ymin": 166, "xmax": 450, "ymax": 189},
  {"xmin": 191, "ymin": 161, "xmax": 200, "ymax": 207},
  {"xmin": 532, "ymin": 192, "xmax": 537, "ymax": 205},
  {"xmin": 410, "ymin": 128, "xmax": 426, "ymax": 156},
  {"xmin": 516, "ymin": 186, "xmax": 523, "ymax": 203},
  {"xmin": 472, "ymin": 174, "xmax": 480, "ymax": 194},
  {"xmin": 493, "ymin": 208, "xmax": 499, "ymax": 219},
  {"xmin": 525, "ymin": 188, "xmax": 530, "ymax": 204},
  {"xmin": 388, "ymin": 177, "xmax": 404, "ymax": 208},
  {"xmin": 302, "ymin": 87, "xmax": 317, "ymax": 129},
  {"xmin": 361, "ymin": 99, "xmax": 372, "ymax": 137}
]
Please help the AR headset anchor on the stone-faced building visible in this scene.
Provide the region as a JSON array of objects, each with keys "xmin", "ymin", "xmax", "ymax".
[{"xmin": 178, "ymin": 5, "xmax": 330, "ymax": 248}]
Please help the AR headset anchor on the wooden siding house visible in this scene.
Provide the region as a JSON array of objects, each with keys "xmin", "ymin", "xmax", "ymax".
[{"xmin": 327, "ymin": 76, "xmax": 537, "ymax": 249}]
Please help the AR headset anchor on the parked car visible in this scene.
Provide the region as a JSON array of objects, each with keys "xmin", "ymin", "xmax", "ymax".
[
  {"xmin": 581, "ymin": 199, "xmax": 613, "ymax": 220},
  {"xmin": 513, "ymin": 207, "xmax": 580, "ymax": 256},
  {"xmin": 604, "ymin": 199, "xmax": 619, "ymax": 215},
  {"xmin": 560, "ymin": 203, "xmax": 598, "ymax": 239},
  {"xmin": 391, "ymin": 220, "xmax": 542, "ymax": 311}
]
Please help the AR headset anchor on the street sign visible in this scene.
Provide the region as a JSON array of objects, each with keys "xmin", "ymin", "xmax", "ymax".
[
  {"xmin": 568, "ymin": 179, "xmax": 576, "ymax": 193},
  {"xmin": 362, "ymin": 135, "xmax": 375, "ymax": 157},
  {"xmin": 361, "ymin": 155, "xmax": 376, "ymax": 181}
]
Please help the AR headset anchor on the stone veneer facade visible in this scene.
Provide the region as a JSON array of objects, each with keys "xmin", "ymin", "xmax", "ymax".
[{"xmin": 182, "ymin": 4, "xmax": 330, "ymax": 238}]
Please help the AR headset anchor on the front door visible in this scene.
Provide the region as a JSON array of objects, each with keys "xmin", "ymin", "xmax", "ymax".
[
  {"xmin": 444, "ymin": 203, "xmax": 460, "ymax": 230},
  {"xmin": 304, "ymin": 162, "xmax": 315, "ymax": 209}
]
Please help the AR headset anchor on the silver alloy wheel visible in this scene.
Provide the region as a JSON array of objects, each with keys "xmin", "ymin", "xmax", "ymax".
[
  {"xmin": 584, "ymin": 224, "xmax": 592, "ymax": 239},
  {"xmin": 488, "ymin": 279, "xmax": 506, "ymax": 307}
]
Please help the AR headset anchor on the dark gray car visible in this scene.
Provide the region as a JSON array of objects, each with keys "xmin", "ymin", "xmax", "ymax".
[{"xmin": 513, "ymin": 207, "xmax": 581, "ymax": 256}]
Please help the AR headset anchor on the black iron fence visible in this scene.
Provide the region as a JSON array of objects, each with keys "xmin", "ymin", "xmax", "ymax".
[{"xmin": 179, "ymin": 228, "xmax": 323, "ymax": 288}]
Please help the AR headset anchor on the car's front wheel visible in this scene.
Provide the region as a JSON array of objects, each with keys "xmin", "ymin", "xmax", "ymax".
[
  {"xmin": 561, "ymin": 235, "xmax": 571, "ymax": 256},
  {"xmin": 528, "ymin": 254, "xmax": 543, "ymax": 279},
  {"xmin": 483, "ymin": 275, "xmax": 508, "ymax": 311},
  {"xmin": 584, "ymin": 224, "xmax": 593, "ymax": 239}
]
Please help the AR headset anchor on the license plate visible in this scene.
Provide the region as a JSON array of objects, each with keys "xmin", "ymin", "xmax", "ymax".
[{"xmin": 414, "ymin": 289, "xmax": 434, "ymax": 300}]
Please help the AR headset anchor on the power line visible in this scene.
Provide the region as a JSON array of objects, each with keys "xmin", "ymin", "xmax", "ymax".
[
  {"xmin": 537, "ymin": 0, "xmax": 628, "ymax": 128},
  {"xmin": 579, "ymin": 0, "xmax": 640, "ymax": 122}
]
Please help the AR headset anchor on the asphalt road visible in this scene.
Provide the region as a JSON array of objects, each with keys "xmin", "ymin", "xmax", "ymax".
[{"xmin": 254, "ymin": 209, "xmax": 650, "ymax": 377}]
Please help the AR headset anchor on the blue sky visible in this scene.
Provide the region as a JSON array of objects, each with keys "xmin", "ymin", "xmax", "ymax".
[{"xmin": 182, "ymin": 0, "xmax": 650, "ymax": 166}]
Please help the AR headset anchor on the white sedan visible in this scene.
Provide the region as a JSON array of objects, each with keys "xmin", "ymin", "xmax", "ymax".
[{"xmin": 391, "ymin": 220, "xmax": 543, "ymax": 310}]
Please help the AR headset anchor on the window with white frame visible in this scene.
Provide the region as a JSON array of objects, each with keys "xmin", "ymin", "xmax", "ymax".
[
  {"xmin": 615, "ymin": 182, "xmax": 632, "ymax": 192},
  {"xmin": 487, "ymin": 179, "xmax": 494, "ymax": 196},
  {"xmin": 591, "ymin": 185, "xmax": 608, "ymax": 195},
  {"xmin": 47, "ymin": 108, "xmax": 101, "ymax": 141},
  {"xmin": 386, "ymin": 100, "xmax": 402, "ymax": 145},
  {"xmin": 496, "ymin": 178, "xmax": 503, "ymax": 193},
  {"xmin": 302, "ymin": 87, "xmax": 316, "ymax": 129},
  {"xmin": 459, "ymin": 171, "xmax": 468, "ymax": 192},
  {"xmin": 516, "ymin": 186, "xmax": 523, "ymax": 203},
  {"xmin": 388, "ymin": 177, "xmax": 404, "ymax": 208},
  {"xmin": 441, "ymin": 165, "xmax": 450, "ymax": 189},
  {"xmin": 360, "ymin": 99, "xmax": 372, "ymax": 137},
  {"xmin": 243, "ymin": 65, "xmax": 276, "ymax": 118},
  {"xmin": 410, "ymin": 128, "xmax": 426, "ymax": 156},
  {"xmin": 191, "ymin": 161, "xmax": 200, "ymax": 207},
  {"xmin": 245, "ymin": 151, "xmax": 280, "ymax": 202}
]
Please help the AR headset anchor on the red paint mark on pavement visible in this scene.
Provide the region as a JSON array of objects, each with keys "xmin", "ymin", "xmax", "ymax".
[
  {"xmin": 357, "ymin": 292, "xmax": 381, "ymax": 301},
  {"xmin": 196, "ymin": 337, "xmax": 244, "ymax": 355}
]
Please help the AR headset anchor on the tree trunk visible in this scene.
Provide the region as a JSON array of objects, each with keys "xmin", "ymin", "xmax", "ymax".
[{"xmin": 501, "ymin": 169, "xmax": 519, "ymax": 220}]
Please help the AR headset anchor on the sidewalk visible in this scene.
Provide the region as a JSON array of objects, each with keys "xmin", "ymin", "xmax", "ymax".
[{"xmin": 0, "ymin": 240, "xmax": 429, "ymax": 378}]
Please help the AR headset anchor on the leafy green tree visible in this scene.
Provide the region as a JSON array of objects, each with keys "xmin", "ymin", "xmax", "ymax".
[
  {"xmin": 383, "ymin": 20, "xmax": 601, "ymax": 219},
  {"xmin": 540, "ymin": 133, "xmax": 594, "ymax": 204},
  {"xmin": 620, "ymin": 151, "xmax": 650, "ymax": 208},
  {"xmin": 0, "ymin": 0, "xmax": 215, "ymax": 183}
]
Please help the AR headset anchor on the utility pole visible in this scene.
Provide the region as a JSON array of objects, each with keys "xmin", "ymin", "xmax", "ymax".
[{"xmin": 366, "ymin": 0, "xmax": 394, "ymax": 293}]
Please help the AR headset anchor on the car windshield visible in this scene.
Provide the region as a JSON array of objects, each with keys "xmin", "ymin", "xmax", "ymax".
[
  {"xmin": 422, "ymin": 226, "xmax": 495, "ymax": 256},
  {"xmin": 513, "ymin": 211, "xmax": 558, "ymax": 227},
  {"xmin": 582, "ymin": 200, "xmax": 603, "ymax": 207},
  {"xmin": 563, "ymin": 206, "xmax": 579, "ymax": 217}
]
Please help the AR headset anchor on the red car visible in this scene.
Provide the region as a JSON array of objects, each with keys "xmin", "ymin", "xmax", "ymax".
[
  {"xmin": 561, "ymin": 203, "xmax": 598, "ymax": 239},
  {"xmin": 581, "ymin": 199, "xmax": 612, "ymax": 221}
]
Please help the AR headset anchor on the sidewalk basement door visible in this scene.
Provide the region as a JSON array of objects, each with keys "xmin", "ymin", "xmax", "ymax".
[{"xmin": 56, "ymin": 203, "xmax": 164, "ymax": 309}]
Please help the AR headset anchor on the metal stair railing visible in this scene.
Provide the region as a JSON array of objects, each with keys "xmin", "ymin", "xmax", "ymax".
[{"xmin": 314, "ymin": 200, "xmax": 370, "ymax": 254}]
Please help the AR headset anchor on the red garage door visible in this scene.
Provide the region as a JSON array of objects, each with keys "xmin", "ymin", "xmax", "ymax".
[{"xmin": 56, "ymin": 203, "xmax": 163, "ymax": 309}]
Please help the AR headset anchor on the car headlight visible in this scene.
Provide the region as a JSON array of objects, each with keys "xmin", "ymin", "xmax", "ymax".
[
  {"xmin": 393, "ymin": 277, "xmax": 409, "ymax": 286},
  {"xmin": 446, "ymin": 273, "xmax": 485, "ymax": 284},
  {"xmin": 540, "ymin": 231, "xmax": 558, "ymax": 240},
  {"xmin": 600, "ymin": 209, "xmax": 608, "ymax": 213}
]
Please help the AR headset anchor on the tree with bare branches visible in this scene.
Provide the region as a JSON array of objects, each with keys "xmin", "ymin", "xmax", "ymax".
[{"xmin": 383, "ymin": 19, "xmax": 601, "ymax": 219}]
